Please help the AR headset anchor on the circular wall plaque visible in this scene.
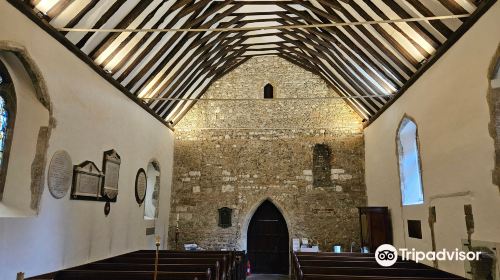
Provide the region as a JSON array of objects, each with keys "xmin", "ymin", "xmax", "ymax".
[
  {"xmin": 104, "ymin": 201, "xmax": 111, "ymax": 216},
  {"xmin": 47, "ymin": 150, "xmax": 73, "ymax": 199},
  {"xmin": 135, "ymin": 168, "xmax": 147, "ymax": 205}
]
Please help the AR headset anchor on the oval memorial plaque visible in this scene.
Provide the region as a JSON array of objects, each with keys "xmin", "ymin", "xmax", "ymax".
[
  {"xmin": 47, "ymin": 150, "xmax": 73, "ymax": 199},
  {"xmin": 135, "ymin": 168, "xmax": 147, "ymax": 205}
]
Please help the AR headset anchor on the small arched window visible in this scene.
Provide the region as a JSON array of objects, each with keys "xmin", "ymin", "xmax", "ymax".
[
  {"xmin": 264, "ymin": 83, "xmax": 273, "ymax": 99},
  {"xmin": 397, "ymin": 117, "xmax": 424, "ymax": 206},
  {"xmin": 144, "ymin": 161, "xmax": 160, "ymax": 220},
  {"xmin": 0, "ymin": 60, "xmax": 16, "ymax": 201}
]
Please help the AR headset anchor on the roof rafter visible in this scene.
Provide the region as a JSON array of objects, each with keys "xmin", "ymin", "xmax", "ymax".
[{"xmin": 17, "ymin": 0, "xmax": 495, "ymax": 126}]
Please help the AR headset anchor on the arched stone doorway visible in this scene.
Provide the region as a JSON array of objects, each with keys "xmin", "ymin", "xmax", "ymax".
[{"xmin": 247, "ymin": 200, "xmax": 289, "ymax": 274}]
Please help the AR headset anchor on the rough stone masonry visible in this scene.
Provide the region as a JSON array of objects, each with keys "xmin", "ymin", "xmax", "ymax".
[{"xmin": 169, "ymin": 56, "xmax": 366, "ymax": 252}]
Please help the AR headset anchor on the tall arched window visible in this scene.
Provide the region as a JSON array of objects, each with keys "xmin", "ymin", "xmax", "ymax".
[
  {"xmin": 0, "ymin": 60, "xmax": 16, "ymax": 201},
  {"xmin": 397, "ymin": 117, "xmax": 424, "ymax": 206},
  {"xmin": 144, "ymin": 161, "xmax": 160, "ymax": 220}
]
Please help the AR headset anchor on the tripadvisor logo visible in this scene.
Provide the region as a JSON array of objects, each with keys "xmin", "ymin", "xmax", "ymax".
[
  {"xmin": 375, "ymin": 244, "xmax": 481, "ymax": 267},
  {"xmin": 375, "ymin": 244, "xmax": 398, "ymax": 267}
]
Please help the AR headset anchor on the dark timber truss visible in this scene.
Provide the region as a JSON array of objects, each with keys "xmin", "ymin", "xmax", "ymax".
[{"xmin": 12, "ymin": 0, "xmax": 497, "ymax": 126}]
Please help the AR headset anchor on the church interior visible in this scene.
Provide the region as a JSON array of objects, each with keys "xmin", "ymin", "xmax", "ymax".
[{"xmin": 0, "ymin": 0, "xmax": 499, "ymax": 279}]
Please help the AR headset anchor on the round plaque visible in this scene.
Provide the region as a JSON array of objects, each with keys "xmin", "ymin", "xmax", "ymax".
[
  {"xmin": 47, "ymin": 150, "xmax": 73, "ymax": 199},
  {"xmin": 135, "ymin": 168, "xmax": 147, "ymax": 205},
  {"xmin": 104, "ymin": 201, "xmax": 111, "ymax": 216}
]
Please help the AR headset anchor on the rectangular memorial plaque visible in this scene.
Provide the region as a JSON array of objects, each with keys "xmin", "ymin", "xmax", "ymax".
[
  {"xmin": 71, "ymin": 161, "xmax": 104, "ymax": 201},
  {"xmin": 102, "ymin": 150, "xmax": 121, "ymax": 201}
]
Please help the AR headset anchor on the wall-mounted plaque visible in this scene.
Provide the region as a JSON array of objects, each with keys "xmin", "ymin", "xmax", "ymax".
[
  {"xmin": 135, "ymin": 168, "xmax": 147, "ymax": 205},
  {"xmin": 104, "ymin": 201, "xmax": 111, "ymax": 216},
  {"xmin": 101, "ymin": 150, "xmax": 121, "ymax": 201},
  {"xmin": 47, "ymin": 150, "xmax": 73, "ymax": 199},
  {"xmin": 71, "ymin": 161, "xmax": 104, "ymax": 201},
  {"xmin": 218, "ymin": 207, "xmax": 232, "ymax": 228}
]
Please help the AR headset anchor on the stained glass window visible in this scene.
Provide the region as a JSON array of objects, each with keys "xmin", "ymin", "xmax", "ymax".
[{"xmin": 0, "ymin": 96, "xmax": 8, "ymax": 167}]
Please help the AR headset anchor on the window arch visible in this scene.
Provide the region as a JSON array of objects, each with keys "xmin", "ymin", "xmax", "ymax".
[
  {"xmin": 264, "ymin": 83, "xmax": 273, "ymax": 99},
  {"xmin": 0, "ymin": 60, "xmax": 16, "ymax": 201},
  {"xmin": 396, "ymin": 117, "xmax": 424, "ymax": 206},
  {"xmin": 144, "ymin": 160, "xmax": 160, "ymax": 220}
]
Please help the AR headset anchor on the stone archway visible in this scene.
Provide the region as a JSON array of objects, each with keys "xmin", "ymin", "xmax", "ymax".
[
  {"xmin": 240, "ymin": 197, "xmax": 292, "ymax": 251},
  {"xmin": 246, "ymin": 199, "xmax": 290, "ymax": 274}
]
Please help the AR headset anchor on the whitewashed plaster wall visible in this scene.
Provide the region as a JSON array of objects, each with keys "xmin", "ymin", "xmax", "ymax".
[
  {"xmin": 365, "ymin": 2, "xmax": 500, "ymax": 277},
  {"xmin": 0, "ymin": 1, "xmax": 174, "ymax": 279}
]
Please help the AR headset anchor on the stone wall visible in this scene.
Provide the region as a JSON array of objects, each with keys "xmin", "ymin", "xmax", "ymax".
[{"xmin": 169, "ymin": 56, "xmax": 366, "ymax": 251}]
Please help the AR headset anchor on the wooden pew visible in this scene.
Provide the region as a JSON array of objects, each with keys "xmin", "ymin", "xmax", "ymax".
[
  {"xmin": 28, "ymin": 250, "xmax": 246, "ymax": 280},
  {"xmin": 297, "ymin": 260, "xmax": 424, "ymax": 269},
  {"xmin": 76, "ymin": 263, "xmax": 219, "ymax": 280},
  {"xmin": 293, "ymin": 252, "xmax": 466, "ymax": 280},
  {"xmin": 125, "ymin": 250, "xmax": 234, "ymax": 280},
  {"xmin": 234, "ymin": 250, "xmax": 247, "ymax": 280},
  {"xmin": 54, "ymin": 269, "xmax": 211, "ymax": 280},
  {"xmin": 300, "ymin": 274, "xmax": 465, "ymax": 280},
  {"xmin": 300, "ymin": 267, "xmax": 462, "ymax": 278},
  {"xmin": 296, "ymin": 252, "xmax": 376, "ymax": 257},
  {"xmin": 297, "ymin": 255, "xmax": 380, "ymax": 261},
  {"xmin": 97, "ymin": 258, "xmax": 223, "ymax": 280},
  {"xmin": 129, "ymin": 252, "xmax": 233, "ymax": 270}
]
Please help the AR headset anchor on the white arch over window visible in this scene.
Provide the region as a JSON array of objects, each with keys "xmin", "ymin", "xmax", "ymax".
[{"xmin": 397, "ymin": 117, "xmax": 424, "ymax": 206}]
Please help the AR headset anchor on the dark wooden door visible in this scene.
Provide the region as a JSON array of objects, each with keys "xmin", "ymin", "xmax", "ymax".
[
  {"xmin": 247, "ymin": 200, "xmax": 289, "ymax": 274},
  {"xmin": 358, "ymin": 207, "xmax": 392, "ymax": 252}
]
